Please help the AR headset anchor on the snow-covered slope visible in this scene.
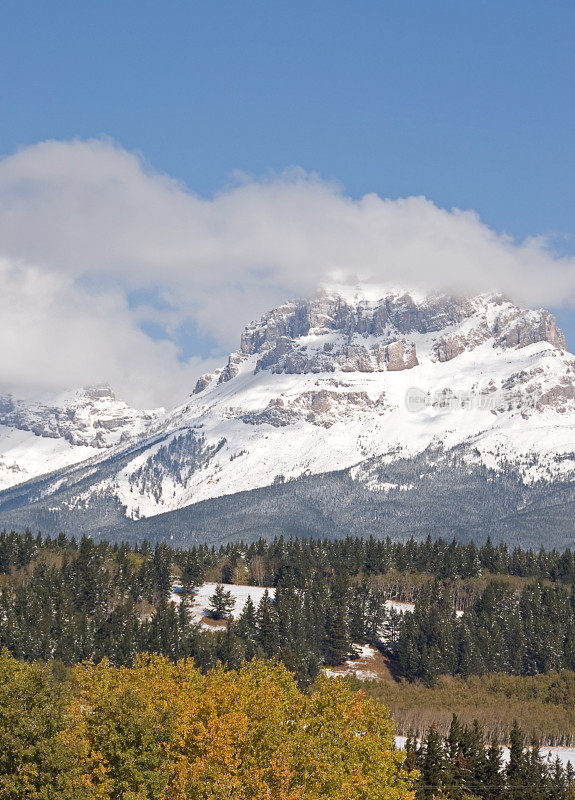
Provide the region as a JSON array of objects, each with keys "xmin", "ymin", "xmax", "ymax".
[
  {"xmin": 0, "ymin": 288, "xmax": 574, "ymax": 542},
  {"xmin": 0, "ymin": 385, "xmax": 162, "ymax": 491},
  {"xmin": 82, "ymin": 289, "xmax": 575, "ymax": 519}
]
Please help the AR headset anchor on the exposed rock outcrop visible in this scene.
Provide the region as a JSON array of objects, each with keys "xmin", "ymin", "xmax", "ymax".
[
  {"xmin": 200, "ymin": 290, "xmax": 567, "ymax": 390},
  {"xmin": 497, "ymin": 310, "xmax": 566, "ymax": 350},
  {"xmin": 0, "ymin": 386, "xmax": 160, "ymax": 448},
  {"xmin": 242, "ymin": 389, "xmax": 389, "ymax": 428},
  {"xmin": 193, "ymin": 373, "xmax": 213, "ymax": 394}
]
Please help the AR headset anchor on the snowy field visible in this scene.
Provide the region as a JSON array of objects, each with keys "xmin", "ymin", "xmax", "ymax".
[
  {"xmin": 170, "ymin": 584, "xmax": 461, "ymax": 628},
  {"xmin": 394, "ymin": 736, "xmax": 575, "ymax": 768},
  {"xmin": 170, "ymin": 582, "xmax": 275, "ymax": 622}
]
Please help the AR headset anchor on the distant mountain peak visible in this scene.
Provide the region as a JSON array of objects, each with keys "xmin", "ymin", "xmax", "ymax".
[
  {"xmin": 80, "ymin": 383, "xmax": 116, "ymax": 401},
  {"xmin": 0, "ymin": 385, "xmax": 162, "ymax": 492}
]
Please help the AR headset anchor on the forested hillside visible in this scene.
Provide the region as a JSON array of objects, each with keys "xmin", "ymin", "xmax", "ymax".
[
  {"xmin": 1, "ymin": 530, "xmax": 575, "ymax": 797},
  {"xmin": 3, "ymin": 449, "xmax": 575, "ymax": 549},
  {"xmin": 1, "ymin": 530, "xmax": 574, "ymax": 685}
]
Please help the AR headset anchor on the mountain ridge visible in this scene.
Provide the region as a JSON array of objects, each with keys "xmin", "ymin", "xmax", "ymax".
[{"xmin": 0, "ymin": 287, "xmax": 574, "ymax": 546}]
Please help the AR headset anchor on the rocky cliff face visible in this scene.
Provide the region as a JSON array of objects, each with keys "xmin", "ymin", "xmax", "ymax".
[{"xmin": 197, "ymin": 291, "xmax": 567, "ymax": 391}]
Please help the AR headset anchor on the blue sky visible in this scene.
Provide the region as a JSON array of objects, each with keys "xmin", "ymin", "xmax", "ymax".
[
  {"xmin": 1, "ymin": 1, "xmax": 575, "ymax": 403},
  {"xmin": 3, "ymin": 0, "xmax": 574, "ymax": 236}
]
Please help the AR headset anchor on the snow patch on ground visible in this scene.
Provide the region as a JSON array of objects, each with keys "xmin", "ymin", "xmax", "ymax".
[
  {"xmin": 385, "ymin": 600, "xmax": 415, "ymax": 614},
  {"xmin": 385, "ymin": 599, "xmax": 463, "ymax": 618},
  {"xmin": 170, "ymin": 582, "xmax": 275, "ymax": 622},
  {"xmin": 394, "ymin": 736, "xmax": 575, "ymax": 768},
  {"xmin": 323, "ymin": 645, "xmax": 382, "ymax": 680}
]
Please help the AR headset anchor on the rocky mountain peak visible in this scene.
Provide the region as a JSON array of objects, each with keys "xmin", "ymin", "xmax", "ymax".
[
  {"xmin": 0, "ymin": 384, "xmax": 165, "ymax": 493},
  {"xmin": 194, "ymin": 290, "xmax": 568, "ymax": 393},
  {"xmin": 81, "ymin": 384, "xmax": 117, "ymax": 401},
  {"xmin": 0, "ymin": 386, "xmax": 161, "ymax": 449}
]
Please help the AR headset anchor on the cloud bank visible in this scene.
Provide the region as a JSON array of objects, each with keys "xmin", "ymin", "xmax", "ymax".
[{"xmin": 1, "ymin": 138, "xmax": 574, "ymax": 406}]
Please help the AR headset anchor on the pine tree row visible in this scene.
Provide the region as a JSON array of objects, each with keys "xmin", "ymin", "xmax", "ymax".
[
  {"xmin": 2, "ymin": 529, "xmax": 575, "ymax": 584},
  {"xmin": 397, "ymin": 580, "xmax": 575, "ymax": 683},
  {"xmin": 407, "ymin": 716, "xmax": 575, "ymax": 799}
]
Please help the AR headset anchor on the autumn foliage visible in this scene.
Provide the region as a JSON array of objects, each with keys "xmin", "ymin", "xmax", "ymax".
[{"xmin": 0, "ymin": 650, "xmax": 415, "ymax": 799}]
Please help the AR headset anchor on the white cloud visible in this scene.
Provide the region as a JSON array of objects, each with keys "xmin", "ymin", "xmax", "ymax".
[
  {"xmin": 0, "ymin": 259, "xmax": 218, "ymax": 408},
  {"xmin": 0, "ymin": 138, "xmax": 574, "ymax": 406}
]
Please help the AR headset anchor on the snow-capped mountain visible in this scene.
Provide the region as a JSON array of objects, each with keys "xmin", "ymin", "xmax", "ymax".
[
  {"xmin": 0, "ymin": 288, "xmax": 574, "ymax": 546},
  {"xmin": 0, "ymin": 385, "xmax": 162, "ymax": 491}
]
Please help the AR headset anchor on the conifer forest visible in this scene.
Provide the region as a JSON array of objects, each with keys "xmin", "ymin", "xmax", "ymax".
[{"xmin": 1, "ymin": 529, "xmax": 574, "ymax": 798}]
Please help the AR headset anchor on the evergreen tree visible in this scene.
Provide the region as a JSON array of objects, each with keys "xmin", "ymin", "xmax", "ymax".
[
  {"xmin": 256, "ymin": 590, "xmax": 280, "ymax": 658},
  {"xmin": 419, "ymin": 724, "xmax": 446, "ymax": 799},
  {"xmin": 506, "ymin": 720, "xmax": 528, "ymax": 797},
  {"xmin": 208, "ymin": 584, "xmax": 235, "ymax": 619},
  {"xmin": 484, "ymin": 738, "xmax": 504, "ymax": 800},
  {"xmin": 323, "ymin": 575, "xmax": 353, "ymax": 666},
  {"xmin": 236, "ymin": 595, "xmax": 258, "ymax": 661}
]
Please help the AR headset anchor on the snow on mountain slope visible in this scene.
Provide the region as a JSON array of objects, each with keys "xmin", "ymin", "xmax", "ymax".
[
  {"xmin": 37, "ymin": 288, "xmax": 574, "ymax": 523},
  {"xmin": 0, "ymin": 385, "xmax": 162, "ymax": 491}
]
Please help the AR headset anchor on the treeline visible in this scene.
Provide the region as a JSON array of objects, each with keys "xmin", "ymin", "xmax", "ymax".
[
  {"xmin": 2, "ymin": 528, "xmax": 575, "ymax": 586},
  {"xmin": 0, "ymin": 532, "xmax": 387, "ymax": 685},
  {"xmin": 397, "ymin": 580, "xmax": 575, "ymax": 684},
  {"xmin": 406, "ymin": 716, "xmax": 575, "ymax": 799},
  {"xmin": 0, "ymin": 651, "xmax": 415, "ymax": 800}
]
